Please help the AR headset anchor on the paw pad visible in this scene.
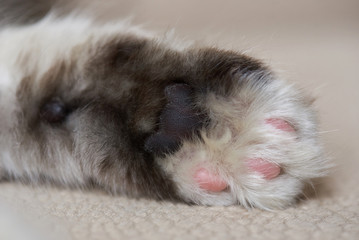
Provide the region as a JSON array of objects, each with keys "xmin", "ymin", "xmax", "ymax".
[
  {"xmin": 193, "ymin": 167, "xmax": 228, "ymax": 192},
  {"xmin": 265, "ymin": 118, "xmax": 295, "ymax": 132},
  {"xmin": 246, "ymin": 158, "xmax": 281, "ymax": 180},
  {"xmin": 145, "ymin": 84, "xmax": 206, "ymax": 155}
]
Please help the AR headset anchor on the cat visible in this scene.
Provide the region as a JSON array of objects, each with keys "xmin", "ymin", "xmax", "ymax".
[{"xmin": 0, "ymin": 0, "xmax": 330, "ymax": 209}]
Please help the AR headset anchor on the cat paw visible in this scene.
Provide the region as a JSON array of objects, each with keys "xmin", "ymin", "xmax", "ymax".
[{"xmin": 148, "ymin": 72, "xmax": 327, "ymax": 209}]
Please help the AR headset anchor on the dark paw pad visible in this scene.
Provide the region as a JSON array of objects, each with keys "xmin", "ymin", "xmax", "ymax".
[{"xmin": 145, "ymin": 84, "xmax": 206, "ymax": 156}]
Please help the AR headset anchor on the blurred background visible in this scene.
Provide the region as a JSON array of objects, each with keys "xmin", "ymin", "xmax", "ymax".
[{"xmin": 75, "ymin": 0, "xmax": 359, "ymax": 193}]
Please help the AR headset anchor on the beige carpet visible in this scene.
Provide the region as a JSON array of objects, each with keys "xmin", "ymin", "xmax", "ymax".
[{"xmin": 1, "ymin": 0, "xmax": 359, "ymax": 239}]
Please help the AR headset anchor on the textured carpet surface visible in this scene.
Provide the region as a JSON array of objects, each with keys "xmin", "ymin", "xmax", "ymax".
[
  {"xmin": 0, "ymin": 181, "xmax": 358, "ymax": 240},
  {"xmin": 1, "ymin": 0, "xmax": 359, "ymax": 239}
]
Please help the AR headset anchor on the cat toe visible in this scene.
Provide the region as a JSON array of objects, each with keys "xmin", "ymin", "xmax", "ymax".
[
  {"xmin": 265, "ymin": 118, "xmax": 296, "ymax": 132},
  {"xmin": 245, "ymin": 158, "xmax": 281, "ymax": 180},
  {"xmin": 193, "ymin": 167, "xmax": 228, "ymax": 192}
]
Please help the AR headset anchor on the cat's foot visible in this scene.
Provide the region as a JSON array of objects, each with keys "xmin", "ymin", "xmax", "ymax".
[{"xmin": 145, "ymin": 74, "xmax": 327, "ymax": 209}]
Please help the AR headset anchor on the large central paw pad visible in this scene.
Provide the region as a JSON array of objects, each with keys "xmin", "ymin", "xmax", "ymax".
[{"xmin": 144, "ymin": 84, "xmax": 205, "ymax": 156}]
